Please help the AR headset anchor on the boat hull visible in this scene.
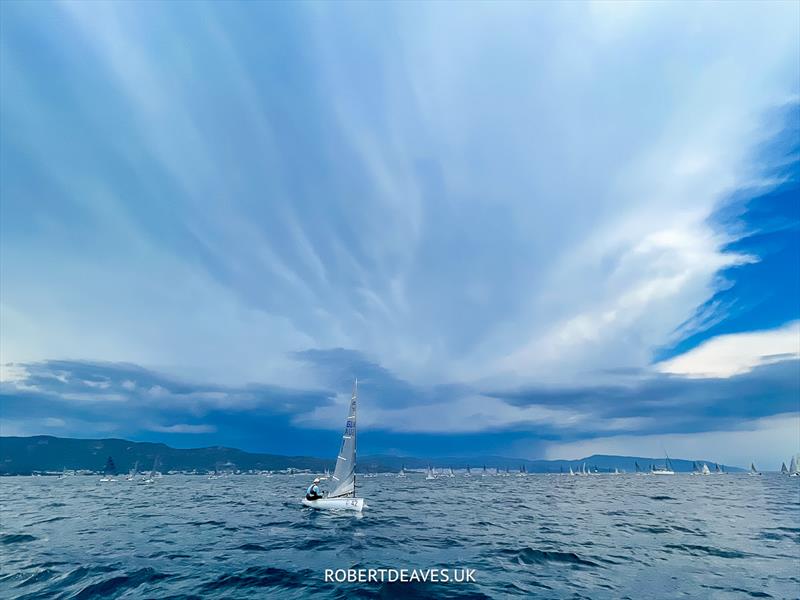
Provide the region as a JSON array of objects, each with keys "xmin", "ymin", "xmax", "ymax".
[{"xmin": 302, "ymin": 497, "xmax": 364, "ymax": 511}]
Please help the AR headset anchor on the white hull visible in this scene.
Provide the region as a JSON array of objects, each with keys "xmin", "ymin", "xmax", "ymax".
[
  {"xmin": 651, "ymin": 470, "xmax": 675, "ymax": 475},
  {"xmin": 302, "ymin": 497, "xmax": 364, "ymax": 511}
]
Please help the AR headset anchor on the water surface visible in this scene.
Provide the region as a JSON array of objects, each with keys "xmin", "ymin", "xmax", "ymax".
[{"xmin": 1, "ymin": 473, "xmax": 798, "ymax": 598}]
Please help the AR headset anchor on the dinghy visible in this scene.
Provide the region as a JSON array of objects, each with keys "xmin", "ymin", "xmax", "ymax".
[
  {"xmin": 142, "ymin": 457, "xmax": 159, "ymax": 484},
  {"xmin": 781, "ymin": 462, "xmax": 789, "ymax": 475},
  {"xmin": 569, "ymin": 466, "xmax": 575, "ymax": 476},
  {"xmin": 425, "ymin": 466, "xmax": 436, "ymax": 480},
  {"xmin": 748, "ymin": 462, "xmax": 761, "ymax": 476},
  {"xmin": 397, "ymin": 465, "xmax": 406, "ymax": 478},
  {"xmin": 126, "ymin": 461, "xmax": 139, "ymax": 481},
  {"xmin": 789, "ymin": 456, "xmax": 799, "ymax": 477},
  {"xmin": 714, "ymin": 463, "xmax": 722, "ymax": 474},
  {"xmin": 302, "ymin": 380, "xmax": 365, "ymax": 511},
  {"xmin": 448, "ymin": 467, "xmax": 455, "ymax": 478},
  {"xmin": 701, "ymin": 463, "xmax": 710, "ymax": 475}
]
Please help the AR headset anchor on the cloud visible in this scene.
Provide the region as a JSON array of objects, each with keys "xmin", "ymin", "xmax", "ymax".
[
  {"xmin": 1, "ymin": 2, "xmax": 798, "ymax": 389},
  {"xmin": 0, "ymin": 4, "xmax": 798, "ymax": 464},
  {"xmin": 148, "ymin": 424, "xmax": 217, "ymax": 434},
  {"xmin": 656, "ymin": 321, "xmax": 800, "ymax": 377}
]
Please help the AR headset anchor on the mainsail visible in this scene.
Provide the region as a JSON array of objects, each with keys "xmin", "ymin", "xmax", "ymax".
[
  {"xmin": 781, "ymin": 462, "xmax": 789, "ymax": 474},
  {"xmin": 329, "ymin": 380, "xmax": 358, "ymax": 498},
  {"xmin": 790, "ymin": 455, "xmax": 799, "ymax": 475}
]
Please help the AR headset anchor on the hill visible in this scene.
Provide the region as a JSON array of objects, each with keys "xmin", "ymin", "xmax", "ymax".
[{"xmin": 0, "ymin": 435, "xmax": 744, "ymax": 474}]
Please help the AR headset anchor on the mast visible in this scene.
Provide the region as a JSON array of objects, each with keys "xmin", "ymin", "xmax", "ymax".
[{"xmin": 353, "ymin": 378, "xmax": 358, "ymax": 497}]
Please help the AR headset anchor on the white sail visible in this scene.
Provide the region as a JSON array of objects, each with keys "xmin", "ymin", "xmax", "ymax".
[
  {"xmin": 701, "ymin": 463, "xmax": 710, "ymax": 475},
  {"xmin": 328, "ymin": 380, "xmax": 358, "ymax": 498},
  {"xmin": 781, "ymin": 462, "xmax": 789, "ymax": 474},
  {"xmin": 790, "ymin": 455, "xmax": 799, "ymax": 475}
]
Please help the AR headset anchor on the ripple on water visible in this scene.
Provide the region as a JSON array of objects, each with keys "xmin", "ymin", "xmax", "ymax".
[
  {"xmin": 1, "ymin": 534, "xmax": 37, "ymax": 544},
  {"xmin": 498, "ymin": 547, "xmax": 601, "ymax": 568}
]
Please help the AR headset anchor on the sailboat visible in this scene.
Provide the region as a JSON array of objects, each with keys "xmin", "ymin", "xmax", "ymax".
[
  {"xmin": 517, "ymin": 464, "xmax": 527, "ymax": 477},
  {"xmin": 126, "ymin": 461, "xmax": 139, "ymax": 481},
  {"xmin": 426, "ymin": 466, "xmax": 436, "ymax": 480},
  {"xmin": 142, "ymin": 457, "xmax": 159, "ymax": 484},
  {"xmin": 789, "ymin": 456, "xmax": 799, "ymax": 477},
  {"xmin": 635, "ymin": 461, "xmax": 642, "ymax": 475},
  {"xmin": 482, "ymin": 465, "xmax": 488, "ymax": 477},
  {"xmin": 448, "ymin": 467, "xmax": 455, "ymax": 478},
  {"xmin": 568, "ymin": 466, "xmax": 575, "ymax": 476},
  {"xmin": 99, "ymin": 457, "xmax": 117, "ymax": 482},
  {"xmin": 700, "ymin": 463, "xmax": 711, "ymax": 475},
  {"xmin": 748, "ymin": 462, "xmax": 761, "ymax": 476},
  {"xmin": 302, "ymin": 380, "xmax": 364, "ymax": 511},
  {"xmin": 465, "ymin": 465, "xmax": 471, "ymax": 478},
  {"xmin": 714, "ymin": 463, "xmax": 722, "ymax": 474},
  {"xmin": 652, "ymin": 453, "xmax": 675, "ymax": 475},
  {"xmin": 612, "ymin": 468, "xmax": 620, "ymax": 475},
  {"xmin": 397, "ymin": 465, "xmax": 406, "ymax": 478},
  {"xmin": 781, "ymin": 462, "xmax": 789, "ymax": 475}
]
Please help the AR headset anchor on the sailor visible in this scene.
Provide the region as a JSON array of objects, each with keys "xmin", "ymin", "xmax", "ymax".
[{"xmin": 305, "ymin": 477, "xmax": 323, "ymax": 501}]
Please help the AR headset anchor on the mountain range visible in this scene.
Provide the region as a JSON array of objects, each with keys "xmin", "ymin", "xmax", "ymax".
[{"xmin": 0, "ymin": 435, "xmax": 745, "ymax": 474}]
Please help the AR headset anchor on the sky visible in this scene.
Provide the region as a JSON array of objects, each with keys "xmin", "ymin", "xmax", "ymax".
[{"xmin": 1, "ymin": 1, "xmax": 798, "ymax": 469}]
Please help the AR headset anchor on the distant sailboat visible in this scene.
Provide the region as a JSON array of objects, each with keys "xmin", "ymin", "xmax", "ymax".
[
  {"xmin": 749, "ymin": 462, "xmax": 761, "ymax": 476},
  {"xmin": 465, "ymin": 465, "xmax": 471, "ymax": 478},
  {"xmin": 701, "ymin": 463, "xmax": 710, "ymax": 475},
  {"xmin": 99, "ymin": 456, "xmax": 117, "ymax": 482},
  {"xmin": 397, "ymin": 465, "xmax": 406, "ymax": 478},
  {"xmin": 613, "ymin": 468, "xmax": 620, "ymax": 475},
  {"xmin": 142, "ymin": 457, "xmax": 160, "ymax": 484},
  {"xmin": 652, "ymin": 453, "xmax": 675, "ymax": 475},
  {"xmin": 126, "ymin": 461, "xmax": 139, "ymax": 481},
  {"xmin": 789, "ymin": 455, "xmax": 799, "ymax": 477},
  {"xmin": 635, "ymin": 461, "xmax": 642, "ymax": 475},
  {"xmin": 302, "ymin": 379, "xmax": 364, "ymax": 511},
  {"xmin": 448, "ymin": 467, "xmax": 455, "ymax": 478},
  {"xmin": 714, "ymin": 463, "xmax": 722, "ymax": 474},
  {"xmin": 781, "ymin": 462, "xmax": 789, "ymax": 474},
  {"xmin": 569, "ymin": 466, "xmax": 575, "ymax": 476},
  {"xmin": 517, "ymin": 464, "xmax": 527, "ymax": 477},
  {"xmin": 482, "ymin": 465, "xmax": 487, "ymax": 477},
  {"xmin": 426, "ymin": 466, "xmax": 436, "ymax": 480}
]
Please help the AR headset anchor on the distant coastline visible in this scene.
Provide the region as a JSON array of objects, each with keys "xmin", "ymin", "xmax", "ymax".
[{"xmin": 0, "ymin": 435, "xmax": 748, "ymax": 475}]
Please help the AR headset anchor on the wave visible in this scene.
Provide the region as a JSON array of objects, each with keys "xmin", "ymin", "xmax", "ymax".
[
  {"xmin": 499, "ymin": 547, "xmax": 601, "ymax": 568},
  {"xmin": 70, "ymin": 567, "xmax": 170, "ymax": 599},
  {"xmin": 664, "ymin": 543, "xmax": 750, "ymax": 559},
  {"xmin": 1, "ymin": 534, "xmax": 36, "ymax": 544},
  {"xmin": 202, "ymin": 566, "xmax": 313, "ymax": 591}
]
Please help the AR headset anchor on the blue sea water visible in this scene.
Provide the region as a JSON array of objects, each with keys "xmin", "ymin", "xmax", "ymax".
[{"xmin": 1, "ymin": 473, "xmax": 798, "ymax": 599}]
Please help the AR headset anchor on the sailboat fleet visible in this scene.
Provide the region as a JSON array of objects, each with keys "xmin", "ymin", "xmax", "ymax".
[{"xmin": 42, "ymin": 379, "xmax": 800, "ymax": 517}]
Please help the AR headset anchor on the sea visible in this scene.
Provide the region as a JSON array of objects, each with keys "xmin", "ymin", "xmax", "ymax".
[{"xmin": 1, "ymin": 473, "xmax": 798, "ymax": 599}]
